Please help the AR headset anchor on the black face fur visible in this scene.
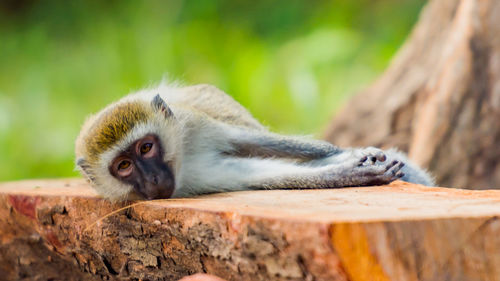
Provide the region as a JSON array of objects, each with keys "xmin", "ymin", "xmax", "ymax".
[{"xmin": 109, "ymin": 134, "xmax": 175, "ymax": 200}]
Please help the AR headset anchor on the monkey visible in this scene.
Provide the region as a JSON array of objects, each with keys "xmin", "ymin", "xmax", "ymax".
[{"xmin": 75, "ymin": 83, "xmax": 434, "ymax": 201}]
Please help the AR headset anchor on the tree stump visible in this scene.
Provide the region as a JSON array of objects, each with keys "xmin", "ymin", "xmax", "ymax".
[
  {"xmin": 324, "ymin": 0, "xmax": 500, "ymax": 189},
  {"xmin": 1, "ymin": 179, "xmax": 500, "ymax": 280}
]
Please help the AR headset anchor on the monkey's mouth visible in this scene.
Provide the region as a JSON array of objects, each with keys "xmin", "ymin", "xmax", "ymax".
[
  {"xmin": 133, "ymin": 174, "xmax": 175, "ymax": 200},
  {"xmin": 133, "ymin": 183, "xmax": 175, "ymax": 200}
]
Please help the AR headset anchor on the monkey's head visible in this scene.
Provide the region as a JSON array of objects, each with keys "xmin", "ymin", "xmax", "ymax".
[{"xmin": 75, "ymin": 95, "xmax": 182, "ymax": 201}]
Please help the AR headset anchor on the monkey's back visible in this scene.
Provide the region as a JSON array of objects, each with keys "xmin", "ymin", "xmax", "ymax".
[{"xmin": 165, "ymin": 84, "xmax": 266, "ymax": 131}]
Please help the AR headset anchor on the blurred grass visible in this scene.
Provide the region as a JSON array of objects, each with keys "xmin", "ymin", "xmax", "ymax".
[{"xmin": 0, "ymin": 0, "xmax": 424, "ymax": 181}]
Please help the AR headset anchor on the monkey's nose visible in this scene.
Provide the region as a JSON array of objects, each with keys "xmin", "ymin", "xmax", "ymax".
[
  {"xmin": 152, "ymin": 175, "xmax": 159, "ymax": 185},
  {"xmin": 142, "ymin": 176, "xmax": 175, "ymax": 200}
]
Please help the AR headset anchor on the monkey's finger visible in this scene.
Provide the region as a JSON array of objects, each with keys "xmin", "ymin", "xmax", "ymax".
[
  {"xmin": 384, "ymin": 160, "xmax": 399, "ymax": 171},
  {"xmin": 367, "ymin": 151, "xmax": 385, "ymax": 164},
  {"xmin": 386, "ymin": 161, "xmax": 403, "ymax": 176},
  {"xmin": 358, "ymin": 156, "xmax": 368, "ymax": 166},
  {"xmin": 375, "ymin": 150, "xmax": 387, "ymax": 162},
  {"xmin": 376, "ymin": 152, "xmax": 387, "ymax": 162},
  {"xmin": 397, "ymin": 162, "xmax": 405, "ymax": 171}
]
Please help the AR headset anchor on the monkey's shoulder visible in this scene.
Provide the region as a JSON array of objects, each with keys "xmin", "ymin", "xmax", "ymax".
[{"xmin": 166, "ymin": 84, "xmax": 266, "ymax": 130}]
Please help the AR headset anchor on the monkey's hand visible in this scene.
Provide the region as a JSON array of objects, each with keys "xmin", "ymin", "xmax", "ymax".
[
  {"xmin": 352, "ymin": 147, "xmax": 387, "ymax": 165},
  {"xmin": 321, "ymin": 149, "xmax": 405, "ymax": 187},
  {"xmin": 352, "ymin": 156, "xmax": 405, "ymax": 186},
  {"xmin": 308, "ymin": 146, "xmax": 434, "ymax": 187}
]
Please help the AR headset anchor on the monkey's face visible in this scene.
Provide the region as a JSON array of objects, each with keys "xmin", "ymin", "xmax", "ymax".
[
  {"xmin": 76, "ymin": 94, "xmax": 183, "ymax": 201},
  {"xmin": 109, "ymin": 134, "xmax": 175, "ymax": 200}
]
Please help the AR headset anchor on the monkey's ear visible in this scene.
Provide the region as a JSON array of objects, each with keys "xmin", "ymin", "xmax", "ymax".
[
  {"xmin": 76, "ymin": 157, "xmax": 95, "ymax": 183},
  {"xmin": 151, "ymin": 94, "xmax": 174, "ymax": 118}
]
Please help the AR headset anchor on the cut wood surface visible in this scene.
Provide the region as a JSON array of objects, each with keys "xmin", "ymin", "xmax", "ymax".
[{"xmin": 1, "ymin": 179, "xmax": 500, "ymax": 281}]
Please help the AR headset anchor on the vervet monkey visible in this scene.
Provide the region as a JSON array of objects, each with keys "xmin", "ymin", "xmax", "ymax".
[{"xmin": 75, "ymin": 83, "xmax": 434, "ymax": 201}]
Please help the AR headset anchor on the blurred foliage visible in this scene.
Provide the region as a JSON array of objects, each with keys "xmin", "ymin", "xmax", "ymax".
[{"xmin": 0, "ymin": 0, "xmax": 424, "ymax": 181}]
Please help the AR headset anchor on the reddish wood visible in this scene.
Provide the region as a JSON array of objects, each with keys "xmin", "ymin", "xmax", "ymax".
[
  {"xmin": 1, "ymin": 179, "xmax": 500, "ymax": 280},
  {"xmin": 324, "ymin": 0, "xmax": 500, "ymax": 189}
]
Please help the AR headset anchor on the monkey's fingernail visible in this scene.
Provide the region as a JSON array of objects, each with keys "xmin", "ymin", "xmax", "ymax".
[
  {"xmin": 398, "ymin": 162, "xmax": 405, "ymax": 168},
  {"xmin": 397, "ymin": 172, "xmax": 405, "ymax": 178}
]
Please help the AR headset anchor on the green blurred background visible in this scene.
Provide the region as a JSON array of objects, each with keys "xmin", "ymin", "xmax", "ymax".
[{"xmin": 0, "ymin": 0, "xmax": 424, "ymax": 181}]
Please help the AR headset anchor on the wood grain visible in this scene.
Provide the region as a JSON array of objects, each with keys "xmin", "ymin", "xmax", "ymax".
[{"xmin": 1, "ymin": 179, "xmax": 500, "ymax": 280}]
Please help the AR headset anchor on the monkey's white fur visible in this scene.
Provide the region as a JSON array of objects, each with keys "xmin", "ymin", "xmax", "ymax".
[{"xmin": 76, "ymin": 82, "xmax": 434, "ymax": 201}]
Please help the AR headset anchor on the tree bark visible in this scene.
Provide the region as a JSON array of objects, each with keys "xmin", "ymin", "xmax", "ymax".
[
  {"xmin": 2, "ymin": 179, "xmax": 500, "ymax": 280},
  {"xmin": 324, "ymin": 0, "xmax": 500, "ymax": 189}
]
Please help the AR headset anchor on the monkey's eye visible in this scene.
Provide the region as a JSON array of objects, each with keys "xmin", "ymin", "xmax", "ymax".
[
  {"xmin": 136, "ymin": 136, "xmax": 157, "ymax": 158},
  {"xmin": 118, "ymin": 160, "xmax": 131, "ymax": 170},
  {"xmin": 140, "ymin": 143, "xmax": 153, "ymax": 154},
  {"xmin": 114, "ymin": 158, "xmax": 133, "ymax": 177}
]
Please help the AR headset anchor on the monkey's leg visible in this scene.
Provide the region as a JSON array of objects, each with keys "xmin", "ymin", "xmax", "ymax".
[
  {"xmin": 173, "ymin": 154, "xmax": 404, "ymax": 197},
  {"xmin": 225, "ymin": 127, "xmax": 343, "ymax": 160}
]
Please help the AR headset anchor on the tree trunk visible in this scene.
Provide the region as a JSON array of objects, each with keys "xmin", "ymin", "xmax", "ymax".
[
  {"xmin": 324, "ymin": 0, "xmax": 500, "ymax": 189},
  {"xmin": 2, "ymin": 179, "xmax": 500, "ymax": 281}
]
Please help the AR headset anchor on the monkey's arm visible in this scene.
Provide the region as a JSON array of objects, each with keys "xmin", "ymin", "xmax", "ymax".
[
  {"xmin": 308, "ymin": 147, "xmax": 435, "ymax": 186},
  {"xmin": 225, "ymin": 127, "xmax": 343, "ymax": 160},
  {"xmin": 172, "ymin": 152, "xmax": 404, "ymax": 197}
]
